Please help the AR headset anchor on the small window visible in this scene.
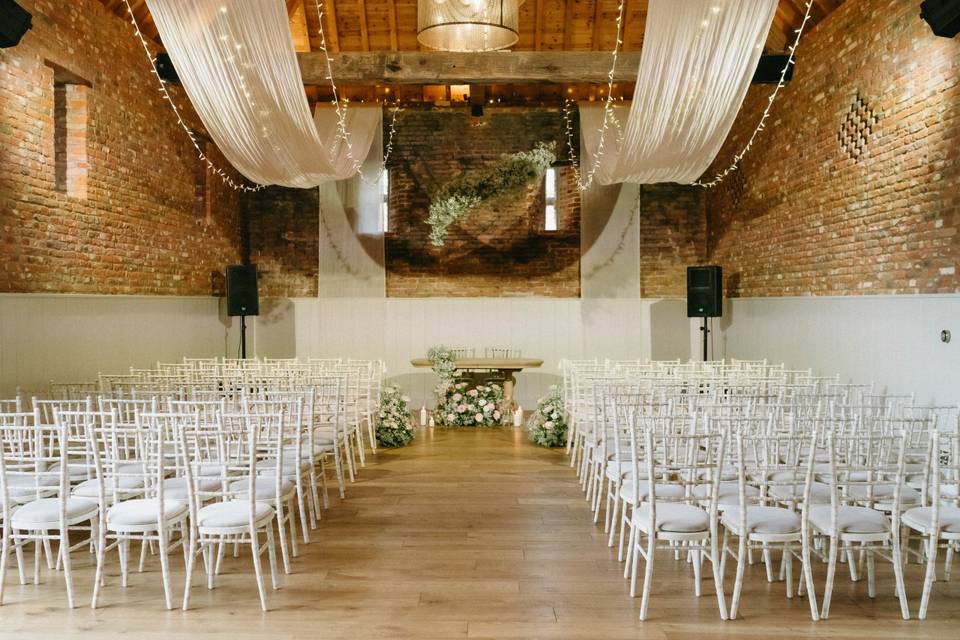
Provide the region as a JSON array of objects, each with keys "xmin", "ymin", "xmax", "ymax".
[
  {"xmin": 380, "ymin": 169, "xmax": 390, "ymax": 233},
  {"xmin": 544, "ymin": 167, "xmax": 557, "ymax": 231}
]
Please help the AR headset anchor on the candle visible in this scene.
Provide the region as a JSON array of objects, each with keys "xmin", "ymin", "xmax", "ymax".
[
  {"xmin": 419, "ymin": 405, "xmax": 428, "ymax": 426},
  {"xmin": 513, "ymin": 405, "xmax": 523, "ymax": 427},
  {"xmin": 428, "ymin": 416, "xmax": 435, "ymax": 427}
]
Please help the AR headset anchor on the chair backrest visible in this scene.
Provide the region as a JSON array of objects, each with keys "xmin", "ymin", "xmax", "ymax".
[{"xmin": 0, "ymin": 408, "xmax": 68, "ymax": 517}]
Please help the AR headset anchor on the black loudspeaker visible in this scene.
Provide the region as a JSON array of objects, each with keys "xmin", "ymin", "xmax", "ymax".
[
  {"xmin": 921, "ymin": 0, "xmax": 960, "ymax": 37},
  {"xmin": 752, "ymin": 54, "xmax": 794, "ymax": 84},
  {"xmin": 687, "ymin": 266, "xmax": 723, "ymax": 318},
  {"xmin": 0, "ymin": 1, "xmax": 32, "ymax": 48},
  {"xmin": 226, "ymin": 264, "xmax": 259, "ymax": 317},
  {"xmin": 155, "ymin": 53, "xmax": 180, "ymax": 83}
]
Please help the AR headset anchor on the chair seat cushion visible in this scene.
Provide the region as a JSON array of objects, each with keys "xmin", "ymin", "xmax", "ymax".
[
  {"xmin": 11, "ymin": 497, "xmax": 97, "ymax": 528},
  {"xmin": 902, "ymin": 506, "xmax": 960, "ymax": 534},
  {"xmin": 634, "ymin": 503, "xmax": 709, "ymax": 533},
  {"xmin": 73, "ymin": 476, "xmax": 144, "ymax": 498},
  {"xmin": 692, "ymin": 482, "xmax": 759, "ymax": 506},
  {"xmin": 848, "ymin": 483, "xmax": 921, "ymax": 504},
  {"xmin": 229, "ymin": 477, "xmax": 295, "ymax": 500},
  {"xmin": 162, "ymin": 476, "xmax": 222, "ymax": 499},
  {"xmin": 604, "ymin": 461, "xmax": 647, "ymax": 482},
  {"xmin": 197, "ymin": 500, "xmax": 274, "ymax": 529},
  {"xmin": 619, "ymin": 482, "xmax": 685, "ymax": 505},
  {"xmin": 809, "ymin": 505, "xmax": 890, "ymax": 535},
  {"xmin": 107, "ymin": 498, "xmax": 188, "ymax": 527},
  {"xmin": 768, "ymin": 481, "xmax": 831, "ymax": 504},
  {"xmin": 722, "ymin": 506, "xmax": 801, "ymax": 535}
]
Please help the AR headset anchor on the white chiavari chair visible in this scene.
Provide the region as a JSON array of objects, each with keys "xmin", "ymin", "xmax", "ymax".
[{"xmin": 180, "ymin": 409, "xmax": 280, "ymax": 611}]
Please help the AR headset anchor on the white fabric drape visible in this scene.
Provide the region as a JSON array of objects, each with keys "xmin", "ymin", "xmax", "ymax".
[
  {"xmin": 145, "ymin": 0, "xmax": 379, "ymax": 187},
  {"xmin": 581, "ymin": 0, "xmax": 776, "ymax": 185}
]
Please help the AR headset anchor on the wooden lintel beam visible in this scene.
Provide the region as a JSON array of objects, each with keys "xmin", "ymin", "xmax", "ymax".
[{"xmin": 298, "ymin": 51, "xmax": 643, "ymax": 85}]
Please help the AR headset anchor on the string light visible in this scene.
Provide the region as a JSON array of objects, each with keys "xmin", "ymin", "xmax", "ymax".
[
  {"xmin": 121, "ymin": 0, "xmax": 261, "ymax": 192},
  {"xmin": 694, "ymin": 0, "xmax": 815, "ymax": 188},
  {"xmin": 563, "ymin": 0, "xmax": 628, "ymax": 191},
  {"xmin": 313, "ymin": 0, "xmax": 399, "ymax": 185}
]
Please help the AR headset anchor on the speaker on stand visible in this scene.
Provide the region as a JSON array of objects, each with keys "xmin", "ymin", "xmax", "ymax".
[
  {"xmin": 226, "ymin": 264, "xmax": 259, "ymax": 359},
  {"xmin": 687, "ymin": 265, "xmax": 723, "ymax": 362}
]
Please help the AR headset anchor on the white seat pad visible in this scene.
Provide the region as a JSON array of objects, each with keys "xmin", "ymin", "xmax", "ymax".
[
  {"xmin": 108, "ymin": 498, "xmax": 188, "ymax": 527},
  {"xmin": 722, "ymin": 506, "xmax": 801, "ymax": 535},
  {"xmin": 197, "ymin": 500, "xmax": 274, "ymax": 529},
  {"xmin": 229, "ymin": 477, "xmax": 295, "ymax": 500},
  {"xmin": 73, "ymin": 476, "xmax": 144, "ymax": 498},
  {"xmin": 809, "ymin": 505, "xmax": 890, "ymax": 535},
  {"xmin": 848, "ymin": 483, "xmax": 921, "ymax": 504},
  {"xmin": 692, "ymin": 482, "xmax": 759, "ymax": 506},
  {"xmin": 634, "ymin": 503, "xmax": 709, "ymax": 533},
  {"xmin": 11, "ymin": 497, "xmax": 97, "ymax": 527},
  {"xmin": 619, "ymin": 482, "xmax": 685, "ymax": 505},
  {"xmin": 162, "ymin": 476, "xmax": 222, "ymax": 499},
  {"xmin": 769, "ymin": 481, "xmax": 831, "ymax": 504},
  {"xmin": 902, "ymin": 506, "xmax": 960, "ymax": 534}
]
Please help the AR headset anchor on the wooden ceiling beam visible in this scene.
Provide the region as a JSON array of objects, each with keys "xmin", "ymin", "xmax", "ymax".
[
  {"xmin": 323, "ymin": 0, "xmax": 341, "ymax": 52},
  {"xmin": 387, "ymin": 0, "xmax": 399, "ymax": 52},
  {"xmin": 591, "ymin": 0, "xmax": 604, "ymax": 50},
  {"xmin": 357, "ymin": 0, "xmax": 370, "ymax": 52},
  {"xmin": 562, "ymin": 0, "xmax": 574, "ymax": 51},
  {"xmin": 534, "ymin": 0, "xmax": 544, "ymax": 51},
  {"xmin": 299, "ymin": 51, "xmax": 643, "ymax": 84}
]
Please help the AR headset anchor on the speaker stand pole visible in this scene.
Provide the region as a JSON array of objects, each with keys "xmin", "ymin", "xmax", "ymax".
[
  {"xmin": 700, "ymin": 316, "xmax": 709, "ymax": 362},
  {"xmin": 240, "ymin": 314, "xmax": 247, "ymax": 359}
]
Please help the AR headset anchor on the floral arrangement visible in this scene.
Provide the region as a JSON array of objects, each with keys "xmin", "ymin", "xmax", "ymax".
[
  {"xmin": 426, "ymin": 141, "xmax": 557, "ymax": 246},
  {"xmin": 434, "ymin": 380, "xmax": 506, "ymax": 427},
  {"xmin": 375, "ymin": 385, "xmax": 415, "ymax": 448},
  {"xmin": 527, "ymin": 385, "xmax": 567, "ymax": 448},
  {"xmin": 427, "ymin": 345, "xmax": 459, "ymax": 383}
]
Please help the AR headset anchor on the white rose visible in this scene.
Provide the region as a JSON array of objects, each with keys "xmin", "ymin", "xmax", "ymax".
[
  {"xmin": 544, "ymin": 421, "xmax": 554, "ymax": 429},
  {"xmin": 453, "ymin": 393, "xmax": 463, "ymax": 402},
  {"xmin": 475, "ymin": 413, "xmax": 484, "ymax": 422},
  {"xmin": 447, "ymin": 413, "xmax": 456, "ymax": 422},
  {"xmin": 478, "ymin": 398, "xmax": 487, "ymax": 407},
  {"xmin": 483, "ymin": 404, "xmax": 493, "ymax": 413},
  {"xmin": 457, "ymin": 404, "xmax": 467, "ymax": 413},
  {"xmin": 468, "ymin": 389, "xmax": 478, "ymax": 397},
  {"xmin": 493, "ymin": 410, "xmax": 501, "ymax": 420}
]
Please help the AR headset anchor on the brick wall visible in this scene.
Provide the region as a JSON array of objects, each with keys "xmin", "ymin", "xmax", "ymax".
[
  {"xmin": 0, "ymin": 0, "xmax": 243, "ymax": 295},
  {"xmin": 705, "ymin": 0, "xmax": 960, "ymax": 297},
  {"xmin": 640, "ymin": 184, "xmax": 706, "ymax": 297},
  {"xmin": 244, "ymin": 186, "xmax": 319, "ymax": 297},
  {"xmin": 385, "ymin": 108, "xmax": 580, "ymax": 298}
]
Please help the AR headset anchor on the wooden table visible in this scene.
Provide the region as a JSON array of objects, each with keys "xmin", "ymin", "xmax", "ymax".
[{"xmin": 410, "ymin": 357, "xmax": 544, "ymax": 406}]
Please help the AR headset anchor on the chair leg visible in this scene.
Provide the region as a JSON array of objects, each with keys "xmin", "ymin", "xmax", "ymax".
[
  {"xmin": 710, "ymin": 527, "xmax": 728, "ymax": 620},
  {"xmin": 607, "ymin": 490, "xmax": 620, "ymax": 547},
  {"xmin": 182, "ymin": 531, "xmax": 198, "ymax": 611},
  {"xmin": 320, "ymin": 458, "xmax": 330, "ymax": 510},
  {"xmin": 731, "ymin": 536, "xmax": 747, "ymax": 619},
  {"xmin": 90, "ymin": 520, "xmax": 107, "ymax": 609},
  {"xmin": 249, "ymin": 528, "xmax": 268, "ymax": 612},
  {"xmin": 286, "ymin": 498, "xmax": 299, "ymax": 557},
  {"xmin": 158, "ymin": 530, "xmax": 173, "ymax": 611},
  {"xmin": 821, "ymin": 535, "xmax": 840, "ymax": 619},
  {"xmin": 784, "ymin": 543, "xmax": 794, "ymax": 598},
  {"xmin": 944, "ymin": 541, "xmax": 954, "ymax": 581},
  {"xmin": 276, "ymin": 507, "xmax": 291, "ymax": 575},
  {"xmin": 60, "ymin": 526, "xmax": 75, "ymax": 609},
  {"xmin": 763, "ymin": 542, "xmax": 774, "ymax": 583},
  {"xmin": 801, "ymin": 527, "xmax": 819, "ymax": 621},
  {"xmin": 14, "ymin": 535, "xmax": 26, "ymax": 586},
  {"xmin": 919, "ymin": 531, "xmax": 939, "ymax": 620},
  {"xmin": 0, "ymin": 524, "xmax": 9, "ymax": 606},
  {"xmin": 296, "ymin": 486, "xmax": 310, "ymax": 545},
  {"xmin": 265, "ymin": 523, "xmax": 279, "ymax": 591},
  {"xmin": 118, "ymin": 536, "xmax": 129, "ymax": 588},
  {"xmin": 846, "ymin": 547, "xmax": 859, "ymax": 582},
  {"xmin": 866, "ymin": 549, "xmax": 876, "ymax": 599},
  {"xmin": 638, "ymin": 534, "xmax": 656, "ymax": 620}
]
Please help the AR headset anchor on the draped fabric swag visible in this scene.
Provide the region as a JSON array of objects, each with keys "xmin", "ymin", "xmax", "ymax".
[
  {"xmin": 145, "ymin": 0, "xmax": 380, "ymax": 187},
  {"xmin": 580, "ymin": 0, "xmax": 777, "ymax": 185}
]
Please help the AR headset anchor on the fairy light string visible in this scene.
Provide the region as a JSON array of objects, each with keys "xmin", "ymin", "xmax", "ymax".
[
  {"xmin": 313, "ymin": 0, "xmax": 399, "ymax": 185},
  {"xmin": 694, "ymin": 0, "xmax": 814, "ymax": 188},
  {"xmin": 122, "ymin": 0, "xmax": 262, "ymax": 192}
]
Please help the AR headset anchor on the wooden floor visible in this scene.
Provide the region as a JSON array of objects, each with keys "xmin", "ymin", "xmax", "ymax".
[{"xmin": 3, "ymin": 427, "xmax": 958, "ymax": 639}]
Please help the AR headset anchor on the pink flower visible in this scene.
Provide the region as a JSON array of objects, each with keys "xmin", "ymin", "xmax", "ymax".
[
  {"xmin": 457, "ymin": 404, "xmax": 467, "ymax": 413},
  {"xmin": 493, "ymin": 410, "xmax": 501, "ymax": 420},
  {"xmin": 474, "ymin": 413, "xmax": 484, "ymax": 422}
]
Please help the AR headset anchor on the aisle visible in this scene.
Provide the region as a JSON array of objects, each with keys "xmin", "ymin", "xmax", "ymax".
[{"xmin": 2, "ymin": 427, "xmax": 956, "ymax": 639}]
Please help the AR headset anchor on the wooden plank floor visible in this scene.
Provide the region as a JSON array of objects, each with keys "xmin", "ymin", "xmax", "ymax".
[{"xmin": 2, "ymin": 427, "xmax": 957, "ymax": 639}]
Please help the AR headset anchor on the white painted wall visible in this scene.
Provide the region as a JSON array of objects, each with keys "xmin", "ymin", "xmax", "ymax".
[
  {"xmin": 715, "ymin": 295, "xmax": 960, "ymax": 406},
  {"xmin": 0, "ymin": 294, "xmax": 240, "ymax": 397}
]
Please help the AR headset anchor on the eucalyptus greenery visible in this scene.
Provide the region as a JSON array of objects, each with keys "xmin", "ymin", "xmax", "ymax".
[
  {"xmin": 426, "ymin": 141, "xmax": 557, "ymax": 246},
  {"xmin": 427, "ymin": 345, "xmax": 459, "ymax": 382},
  {"xmin": 434, "ymin": 380, "xmax": 506, "ymax": 427},
  {"xmin": 527, "ymin": 385, "xmax": 567, "ymax": 448},
  {"xmin": 375, "ymin": 385, "xmax": 415, "ymax": 448}
]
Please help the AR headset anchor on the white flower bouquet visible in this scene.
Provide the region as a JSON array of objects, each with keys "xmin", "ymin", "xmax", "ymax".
[
  {"xmin": 434, "ymin": 381, "xmax": 506, "ymax": 427},
  {"xmin": 527, "ymin": 385, "xmax": 567, "ymax": 448},
  {"xmin": 375, "ymin": 385, "xmax": 415, "ymax": 448}
]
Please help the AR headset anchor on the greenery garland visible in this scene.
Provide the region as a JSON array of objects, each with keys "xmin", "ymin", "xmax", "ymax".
[
  {"xmin": 527, "ymin": 385, "xmax": 567, "ymax": 448},
  {"xmin": 427, "ymin": 345, "xmax": 458, "ymax": 383},
  {"xmin": 426, "ymin": 141, "xmax": 557, "ymax": 247},
  {"xmin": 375, "ymin": 385, "xmax": 415, "ymax": 448},
  {"xmin": 434, "ymin": 381, "xmax": 506, "ymax": 427}
]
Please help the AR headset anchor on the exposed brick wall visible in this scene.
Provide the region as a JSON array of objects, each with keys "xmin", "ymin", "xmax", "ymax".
[
  {"xmin": 244, "ymin": 186, "xmax": 319, "ymax": 297},
  {"xmin": 385, "ymin": 108, "xmax": 580, "ymax": 298},
  {"xmin": 0, "ymin": 0, "xmax": 243, "ymax": 295},
  {"xmin": 705, "ymin": 0, "xmax": 960, "ymax": 297},
  {"xmin": 640, "ymin": 184, "xmax": 706, "ymax": 297}
]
